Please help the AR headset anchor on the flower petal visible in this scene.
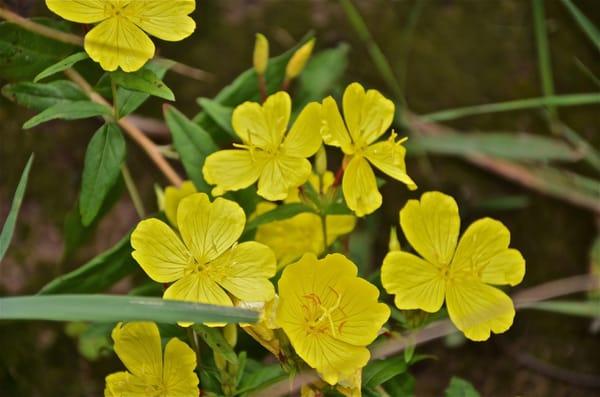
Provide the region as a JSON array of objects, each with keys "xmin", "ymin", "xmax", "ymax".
[
  {"xmin": 111, "ymin": 322, "xmax": 162, "ymax": 381},
  {"xmin": 232, "ymin": 92, "xmax": 290, "ymax": 149},
  {"xmin": 282, "ymin": 102, "xmax": 323, "ymax": 158},
  {"xmin": 105, "ymin": 371, "xmax": 147, "ymax": 397},
  {"xmin": 84, "ymin": 17, "xmax": 155, "ymax": 72},
  {"xmin": 342, "ymin": 156, "xmax": 381, "ymax": 217},
  {"xmin": 321, "ymin": 96, "xmax": 353, "ymax": 154},
  {"xmin": 131, "ymin": 218, "xmax": 189, "ymax": 283},
  {"xmin": 177, "ymin": 193, "xmax": 246, "ymax": 262},
  {"xmin": 164, "ymin": 180, "xmax": 197, "ymax": 227},
  {"xmin": 446, "ymin": 279, "xmax": 515, "ymax": 341},
  {"xmin": 162, "ymin": 338, "xmax": 199, "ymax": 395},
  {"xmin": 364, "ymin": 139, "xmax": 417, "ymax": 190},
  {"xmin": 451, "ymin": 218, "xmax": 524, "ymax": 286},
  {"xmin": 211, "ymin": 242, "xmax": 276, "ymax": 302},
  {"xmin": 124, "ymin": 0, "xmax": 195, "ymax": 41},
  {"xmin": 325, "ymin": 215, "xmax": 356, "ymax": 245},
  {"xmin": 164, "ymin": 273, "xmax": 233, "ymax": 307},
  {"xmin": 46, "ymin": 0, "xmax": 107, "ymax": 23},
  {"xmin": 262, "ymin": 91, "xmax": 291, "ymax": 146},
  {"xmin": 342, "ymin": 82, "xmax": 394, "ymax": 146},
  {"xmin": 257, "ymin": 156, "xmax": 312, "ymax": 201},
  {"xmin": 399, "ymin": 191, "xmax": 460, "ymax": 267},
  {"xmin": 203, "ymin": 149, "xmax": 268, "ymax": 196},
  {"xmin": 381, "ymin": 251, "xmax": 446, "ymax": 313}
]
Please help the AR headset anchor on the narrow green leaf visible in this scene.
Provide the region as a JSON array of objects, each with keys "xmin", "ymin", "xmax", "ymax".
[
  {"xmin": 2, "ymin": 80, "xmax": 87, "ymax": 111},
  {"xmin": 0, "ymin": 154, "xmax": 34, "ymax": 262},
  {"xmin": 79, "ymin": 124, "xmax": 126, "ymax": 226},
  {"xmin": 112, "ymin": 68, "xmax": 174, "ymax": 101},
  {"xmin": 23, "ymin": 100, "xmax": 111, "ymax": 129},
  {"xmin": 560, "ymin": 0, "xmax": 600, "ymax": 52},
  {"xmin": 198, "ymin": 98, "xmax": 235, "ymax": 138},
  {"xmin": 236, "ymin": 361, "xmax": 286, "ymax": 395},
  {"xmin": 39, "ymin": 233, "xmax": 138, "ymax": 294},
  {"xmin": 363, "ymin": 357, "xmax": 408, "ymax": 388},
  {"xmin": 532, "ymin": 0, "xmax": 556, "ymax": 117},
  {"xmin": 33, "ymin": 51, "xmax": 89, "ymax": 82},
  {"xmin": 0, "ymin": 295, "xmax": 259, "ymax": 324},
  {"xmin": 194, "ymin": 324, "xmax": 238, "ymax": 364},
  {"xmin": 445, "ymin": 377, "xmax": 481, "ymax": 397},
  {"xmin": 116, "ymin": 61, "xmax": 174, "ymax": 116},
  {"xmin": 164, "ymin": 105, "xmax": 218, "ymax": 191},
  {"xmin": 421, "ymin": 93, "xmax": 600, "ymax": 122},
  {"xmin": 407, "ymin": 132, "xmax": 579, "ymax": 161},
  {"xmin": 526, "ymin": 300, "xmax": 600, "ymax": 318},
  {"xmin": 244, "ymin": 203, "xmax": 317, "ymax": 232}
]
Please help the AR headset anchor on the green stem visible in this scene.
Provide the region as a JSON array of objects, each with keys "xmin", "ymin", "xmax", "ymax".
[
  {"xmin": 187, "ymin": 327, "xmax": 202, "ymax": 369},
  {"xmin": 110, "ymin": 77, "xmax": 120, "ymax": 121},
  {"xmin": 120, "ymin": 164, "xmax": 146, "ymax": 218},
  {"xmin": 532, "ymin": 0, "xmax": 557, "ymax": 121}
]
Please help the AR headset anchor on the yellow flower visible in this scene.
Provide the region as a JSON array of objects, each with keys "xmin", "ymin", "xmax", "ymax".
[
  {"xmin": 163, "ymin": 181, "xmax": 197, "ymax": 227},
  {"xmin": 381, "ymin": 191, "xmax": 526, "ymax": 341},
  {"xmin": 46, "ymin": 0, "xmax": 196, "ymax": 72},
  {"xmin": 277, "ymin": 253, "xmax": 390, "ymax": 385},
  {"xmin": 131, "ymin": 193, "xmax": 276, "ymax": 317},
  {"xmin": 321, "ymin": 82, "xmax": 416, "ymax": 216},
  {"xmin": 202, "ymin": 92, "xmax": 323, "ymax": 201},
  {"xmin": 105, "ymin": 322, "xmax": 198, "ymax": 397},
  {"xmin": 254, "ymin": 172, "xmax": 355, "ymax": 267}
]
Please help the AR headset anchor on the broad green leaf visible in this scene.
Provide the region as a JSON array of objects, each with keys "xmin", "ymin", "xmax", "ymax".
[
  {"xmin": 33, "ymin": 51, "xmax": 89, "ymax": 83},
  {"xmin": 420, "ymin": 93, "xmax": 600, "ymax": 122},
  {"xmin": 244, "ymin": 203, "xmax": 317, "ymax": 232},
  {"xmin": 194, "ymin": 324, "xmax": 238, "ymax": 365},
  {"xmin": 295, "ymin": 43, "xmax": 349, "ymax": 108},
  {"xmin": 0, "ymin": 154, "xmax": 34, "ymax": 263},
  {"xmin": 560, "ymin": 0, "xmax": 600, "ymax": 52},
  {"xmin": 164, "ymin": 105, "xmax": 218, "ymax": 191},
  {"xmin": 79, "ymin": 123, "xmax": 126, "ymax": 226},
  {"xmin": 112, "ymin": 67, "xmax": 174, "ymax": 101},
  {"xmin": 407, "ymin": 133, "xmax": 579, "ymax": 161},
  {"xmin": 0, "ymin": 18, "xmax": 77, "ymax": 81},
  {"xmin": 116, "ymin": 61, "xmax": 173, "ymax": 116},
  {"xmin": 23, "ymin": 100, "xmax": 111, "ymax": 129},
  {"xmin": 39, "ymin": 233, "xmax": 138, "ymax": 294},
  {"xmin": 236, "ymin": 360, "xmax": 286, "ymax": 395},
  {"xmin": 526, "ymin": 300, "xmax": 600, "ymax": 318},
  {"xmin": 0, "ymin": 295, "xmax": 259, "ymax": 324},
  {"xmin": 381, "ymin": 372, "xmax": 416, "ymax": 397},
  {"xmin": 198, "ymin": 97, "xmax": 235, "ymax": 138},
  {"xmin": 445, "ymin": 377, "xmax": 481, "ymax": 397},
  {"xmin": 2, "ymin": 80, "xmax": 87, "ymax": 111},
  {"xmin": 363, "ymin": 357, "xmax": 408, "ymax": 389}
]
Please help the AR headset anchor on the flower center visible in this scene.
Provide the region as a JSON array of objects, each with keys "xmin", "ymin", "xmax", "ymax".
[
  {"xmin": 105, "ymin": 2, "xmax": 127, "ymax": 17},
  {"xmin": 302, "ymin": 287, "xmax": 346, "ymax": 337}
]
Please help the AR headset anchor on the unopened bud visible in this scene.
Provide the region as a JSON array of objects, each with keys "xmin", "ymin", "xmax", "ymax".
[
  {"xmin": 315, "ymin": 145, "xmax": 327, "ymax": 175},
  {"xmin": 285, "ymin": 38, "xmax": 315, "ymax": 80},
  {"xmin": 223, "ymin": 323, "xmax": 237, "ymax": 348},
  {"xmin": 154, "ymin": 184, "xmax": 165, "ymax": 212},
  {"xmin": 253, "ymin": 33, "xmax": 269, "ymax": 75},
  {"xmin": 388, "ymin": 226, "xmax": 401, "ymax": 252}
]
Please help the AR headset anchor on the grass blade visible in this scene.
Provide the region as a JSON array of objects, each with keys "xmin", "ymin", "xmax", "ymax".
[
  {"xmin": 0, "ymin": 295, "xmax": 259, "ymax": 324},
  {"xmin": 420, "ymin": 93, "xmax": 600, "ymax": 122},
  {"xmin": 526, "ymin": 300, "xmax": 600, "ymax": 318},
  {"xmin": 532, "ymin": 0, "xmax": 556, "ymax": 118},
  {"xmin": 0, "ymin": 154, "xmax": 34, "ymax": 262},
  {"xmin": 560, "ymin": 0, "xmax": 600, "ymax": 52}
]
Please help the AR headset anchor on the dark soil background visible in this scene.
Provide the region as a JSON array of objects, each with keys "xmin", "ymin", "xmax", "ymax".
[{"xmin": 0, "ymin": 1, "xmax": 598, "ymax": 396}]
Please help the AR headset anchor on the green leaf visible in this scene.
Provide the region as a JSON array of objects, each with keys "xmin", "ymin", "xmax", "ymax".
[
  {"xmin": 33, "ymin": 51, "xmax": 89, "ymax": 83},
  {"xmin": 79, "ymin": 123, "xmax": 126, "ymax": 226},
  {"xmin": 164, "ymin": 105, "xmax": 218, "ymax": 191},
  {"xmin": 236, "ymin": 360, "xmax": 286, "ymax": 395},
  {"xmin": 445, "ymin": 377, "xmax": 480, "ymax": 397},
  {"xmin": 194, "ymin": 324, "xmax": 238, "ymax": 365},
  {"xmin": 39, "ymin": 233, "xmax": 138, "ymax": 294},
  {"xmin": 295, "ymin": 43, "xmax": 349, "ymax": 108},
  {"xmin": 198, "ymin": 97, "xmax": 235, "ymax": 138},
  {"xmin": 363, "ymin": 357, "xmax": 408, "ymax": 389},
  {"xmin": 0, "ymin": 154, "xmax": 34, "ymax": 263},
  {"xmin": 407, "ymin": 132, "xmax": 579, "ymax": 161},
  {"xmin": 0, "ymin": 295, "xmax": 259, "ymax": 324},
  {"xmin": 112, "ymin": 67, "xmax": 174, "ymax": 101},
  {"xmin": 0, "ymin": 18, "xmax": 77, "ymax": 81},
  {"xmin": 420, "ymin": 93, "xmax": 600, "ymax": 122},
  {"xmin": 244, "ymin": 203, "xmax": 317, "ymax": 232},
  {"xmin": 525, "ymin": 300, "xmax": 600, "ymax": 318},
  {"xmin": 116, "ymin": 61, "xmax": 173, "ymax": 116},
  {"xmin": 2, "ymin": 80, "xmax": 87, "ymax": 111},
  {"xmin": 560, "ymin": 0, "xmax": 600, "ymax": 52},
  {"xmin": 23, "ymin": 100, "xmax": 111, "ymax": 129}
]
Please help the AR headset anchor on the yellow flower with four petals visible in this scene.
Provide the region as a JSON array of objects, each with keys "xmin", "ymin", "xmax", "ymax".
[
  {"xmin": 321, "ymin": 82, "xmax": 416, "ymax": 216},
  {"xmin": 105, "ymin": 322, "xmax": 198, "ymax": 397},
  {"xmin": 46, "ymin": 0, "xmax": 196, "ymax": 72},
  {"xmin": 381, "ymin": 191, "xmax": 525, "ymax": 341},
  {"xmin": 203, "ymin": 92, "xmax": 322, "ymax": 201}
]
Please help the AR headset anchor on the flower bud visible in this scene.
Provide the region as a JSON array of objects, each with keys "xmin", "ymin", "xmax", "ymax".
[
  {"xmin": 388, "ymin": 226, "xmax": 401, "ymax": 252},
  {"xmin": 285, "ymin": 38, "xmax": 315, "ymax": 80},
  {"xmin": 154, "ymin": 183, "xmax": 165, "ymax": 212},
  {"xmin": 253, "ymin": 33, "xmax": 269, "ymax": 75},
  {"xmin": 223, "ymin": 323, "xmax": 237, "ymax": 348},
  {"xmin": 314, "ymin": 145, "xmax": 327, "ymax": 176}
]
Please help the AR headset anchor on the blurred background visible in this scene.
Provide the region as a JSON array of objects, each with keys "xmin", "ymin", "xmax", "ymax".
[{"xmin": 1, "ymin": 0, "xmax": 598, "ymax": 396}]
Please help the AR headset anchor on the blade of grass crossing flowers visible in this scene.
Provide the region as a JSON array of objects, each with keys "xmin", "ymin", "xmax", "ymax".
[
  {"xmin": 0, "ymin": 295, "xmax": 259, "ymax": 324},
  {"xmin": 532, "ymin": 0, "xmax": 557, "ymax": 119},
  {"xmin": 560, "ymin": 0, "xmax": 600, "ymax": 52},
  {"xmin": 0, "ymin": 154, "xmax": 34, "ymax": 263}
]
